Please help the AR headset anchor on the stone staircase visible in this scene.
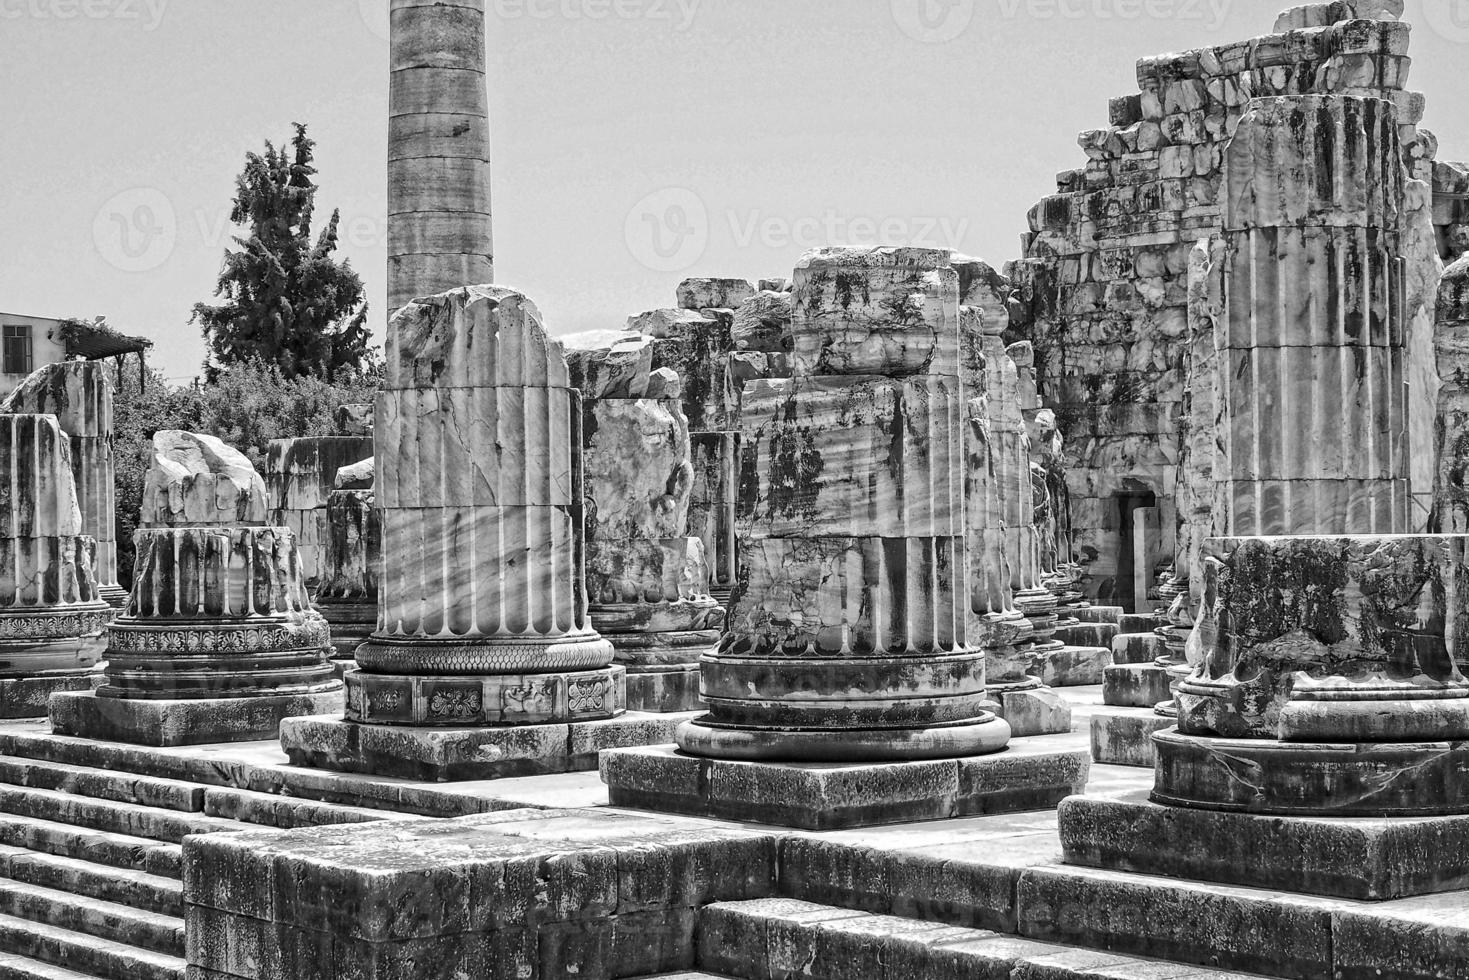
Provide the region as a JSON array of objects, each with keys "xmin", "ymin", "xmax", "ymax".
[
  {"xmin": 0, "ymin": 740, "xmax": 414, "ymax": 979},
  {"xmin": 693, "ymin": 898, "xmax": 1281, "ymax": 980}
]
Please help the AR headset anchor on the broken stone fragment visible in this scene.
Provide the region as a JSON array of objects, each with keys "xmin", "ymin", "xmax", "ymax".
[
  {"xmin": 566, "ymin": 334, "xmax": 656, "ymax": 399},
  {"xmin": 791, "ymin": 247, "xmax": 961, "ymax": 378},
  {"xmin": 584, "ymin": 399, "xmax": 693, "ymax": 541},
  {"xmin": 677, "ymin": 278, "xmax": 756, "ymax": 312},
  {"xmin": 730, "ymin": 291, "xmax": 793, "ymax": 353},
  {"xmin": 334, "ymin": 458, "xmax": 375, "ymax": 491},
  {"xmin": 142, "ymin": 431, "xmax": 268, "ymax": 528}
]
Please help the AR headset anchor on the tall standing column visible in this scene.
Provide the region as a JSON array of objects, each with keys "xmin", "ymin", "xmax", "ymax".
[
  {"xmin": 389, "ymin": 0, "xmax": 493, "ymax": 314},
  {"xmin": 281, "ymin": 287, "xmax": 635, "ymax": 781},
  {"xmin": 2, "ymin": 363, "xmax": 124, "ymax": 607}
]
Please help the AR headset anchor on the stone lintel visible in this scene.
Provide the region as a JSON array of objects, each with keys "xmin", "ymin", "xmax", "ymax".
[
  {"xmin": 601, "ymin": 742, "xmax": 1090, "ymax": 831},
  {"xmin": 1061, "ymin": 790, "xmax": 1469, "ymax": 901},
  {"xmin": 50, "ymin": 690, "xmax": 344, "ymax": 747},
  {"xmin": 279, "ymin": 713, "xmax": 694, "ymax": 782},
  {"xmin": 1089, "ymin": 710, "xmax": 1173, "ymax": 768}
]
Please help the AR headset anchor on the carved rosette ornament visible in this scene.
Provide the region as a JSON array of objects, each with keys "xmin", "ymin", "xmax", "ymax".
[
  {"xmin": 98, "ymin": 432, "xmax": 340, "ymax": 701},
  {"xmin": 676, "ymin": 247, "xmax": 1012, "ymax": 761},
  {"xmin": 343, "ymin": 285, "xmax": 621, "ymax": 727}
]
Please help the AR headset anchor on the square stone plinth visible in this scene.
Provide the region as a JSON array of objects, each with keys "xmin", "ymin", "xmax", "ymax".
[
  {"xmin": 601, "ymin": 741, "xmax": 1090, "ymax": 831},
  {"xmin": 624, "ymin": 665, "xmax": 704, "ymax": 714},
  {"xmin": 1061, "ymin": 790, "xmax": 1469, "ymax": 901},
  {"xmin": 50, "ymin": 690, "xmax": 345, "ymax": 747},
  {"xmin": 1036, "ymin": 646, "xmax": 1110, "ymax": 687},
  {"xmin": 279, "ymin": 713, "xmax": 692, "ymax": 782},
  {"xmin": 1089, "ymin": 709, "xmax": 1173, "ymax": 767},
  {"xmin": 1102, "ymin": 663, "xmax": 1174, "ymax": 708},
  {"xmin": 0, "ymin": 672, "xmax": 98, "ymax": 719}
]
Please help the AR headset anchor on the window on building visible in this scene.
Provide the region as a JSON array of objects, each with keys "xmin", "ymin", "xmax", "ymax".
[{"xmin": 2, "ymin": 326, "xmax": 31, "ymax": 376}]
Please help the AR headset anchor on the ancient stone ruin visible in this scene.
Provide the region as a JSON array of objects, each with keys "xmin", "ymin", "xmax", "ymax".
[
  {"xmin": 48, "ymin": 431, "xmax": 342, "ymax": 745},
  {"xmin": 5, "ymin": 2, "xmax": 1469, "ymax": 980},
  {"xmin": 0, "ymin": 413, "xmax": 111, "ymax": 717}
]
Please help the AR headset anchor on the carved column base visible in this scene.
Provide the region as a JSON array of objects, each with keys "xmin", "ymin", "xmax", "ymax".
[
  {"xmin": 1153, "ymin": 729, "xmax": 1469, "ymax": 817},
  {"xmin": 344, "ymin": 665, "xmax": 625, "ymax": 727},
  {"xmin": 355, "ymin": 632, "xmax": 615, "ymax": 675},
  {"xmin": 97, "ymin": 585, "xmax": 130, "ymax": 610},
  {"xmin": 101, "ymin": 615, "xmax": 341, "ymax": 700},
  {"xmin": 674, "ymin": 713, "xmax": 1013, "ymax": 763},
  {"xmin": 596, "ymin": 602, "xmax": 719, "ymax": 713}
]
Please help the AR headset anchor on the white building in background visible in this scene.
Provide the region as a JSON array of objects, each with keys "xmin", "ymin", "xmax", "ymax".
[{"xmin": 0, "ymin": 313, "xmax": 152, "ymax": 398}]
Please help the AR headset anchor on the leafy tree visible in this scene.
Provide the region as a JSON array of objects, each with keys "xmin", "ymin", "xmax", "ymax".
[{"xmin": 193, "ymin": 123, "xmax": 374, "ymax": 378}]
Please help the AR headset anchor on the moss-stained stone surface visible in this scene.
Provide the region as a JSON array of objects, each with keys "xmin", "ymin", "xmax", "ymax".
[{"xmin": 184, "ymin": 808, "xmax": 778, "ymax": 980}]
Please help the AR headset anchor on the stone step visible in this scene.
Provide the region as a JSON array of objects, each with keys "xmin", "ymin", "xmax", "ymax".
[
  {"xmin": 199, "ymin": 787, "xmax": 409, "ymax": 830},
  {"xmin": 0, "ymin": 846, "xmax": 180, "ymax": 917},
  {"xmin": 698, "ymin": 898, "xmax": 1276, "ymax": 980},
  {"xmin": 0, "ymin": 814, "xmax": 181, "ymax": 880},
  {"xmin": 0, "ymin": 787, "xmax": 254, "ymax": 847},
  {"xmin": 0, "ymin": 952, "xmax": 104, "ymax": 980},
  {"xmin": 0, "ymin": 759, "xmax": 204, "ymax": 815},
  {"xmin": 0, "ymin": 911, "xmax": 183, "ymax": 980},
  {"xmin": 0, "ymin": 878, "xmax": 182, "ymax": 958}
]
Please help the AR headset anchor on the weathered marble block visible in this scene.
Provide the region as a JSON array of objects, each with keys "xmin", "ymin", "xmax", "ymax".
[
  {"xmin": 737, "ymin": 376, "xmax": 966, "ymax": 539},
  {"xmin": 315, "ymin": 460, "xmax": 379, "ymax": 666},
  {"xmin": 722, "ymin": 536, "xmax": 965, "ymax": 659},
  {"xmin": 678, "ymin": 277, "xmax": 756, "ymax": 312},
  {"xmin": 143, "ymin": 431, "xmax": 268, "ymax": 527},
  {"xmin": 1, "ymin": 362, "xmax": 123, "ymax": 605},
  {"xmin": 583, "ymin": 398, "xmax": 691, "ymax": 541},
  {"xmin": 792, "ymin": 247, "xmax": 961, "ymax": 378},
  {"xmin": 1434, "ymin": 254, "xmax": 1469, "ymax": 535}
]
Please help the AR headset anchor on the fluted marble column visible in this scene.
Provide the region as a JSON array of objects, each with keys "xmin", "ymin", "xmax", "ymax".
[
  {"xmin": 0, "ymin": 415, "xmax": 111, "ymax": 716},
  {"xmin": 1219, "ymin": 95, "xmax": 1410, "ymax": 535},
  {"xmin": 49, "ymin": 432, "xmax": 341, "ymax": 745},
  {"xmin": 315, "ymin": 458, "xmax": 379, "ymax": 671},
  {"xmin": 676, "ymin": 247, "xmax": 1011, "ymax": 761},
  {"xmin": 1434, "ymin": 254, "xmax": 1469, "ymax": 535},
  {"xmin": 569, "ymin": 339, "xmax": 724, "ymax": 713},
  {"xmin": 389, "ymin": 0, "xmax": 493, "ymax": 314},
  {"xmin": 2, "ymin": 363, "xmax": 124, "ymax": 607},
  {"xmin": 342, "ymin": 285, "xmax": 619, "ymax": 727}
]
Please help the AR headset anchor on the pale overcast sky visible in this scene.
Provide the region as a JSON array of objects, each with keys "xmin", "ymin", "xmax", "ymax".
[{"xmin": 3, "ymin": 0, "xmax": 1467, "ymax": 381}]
